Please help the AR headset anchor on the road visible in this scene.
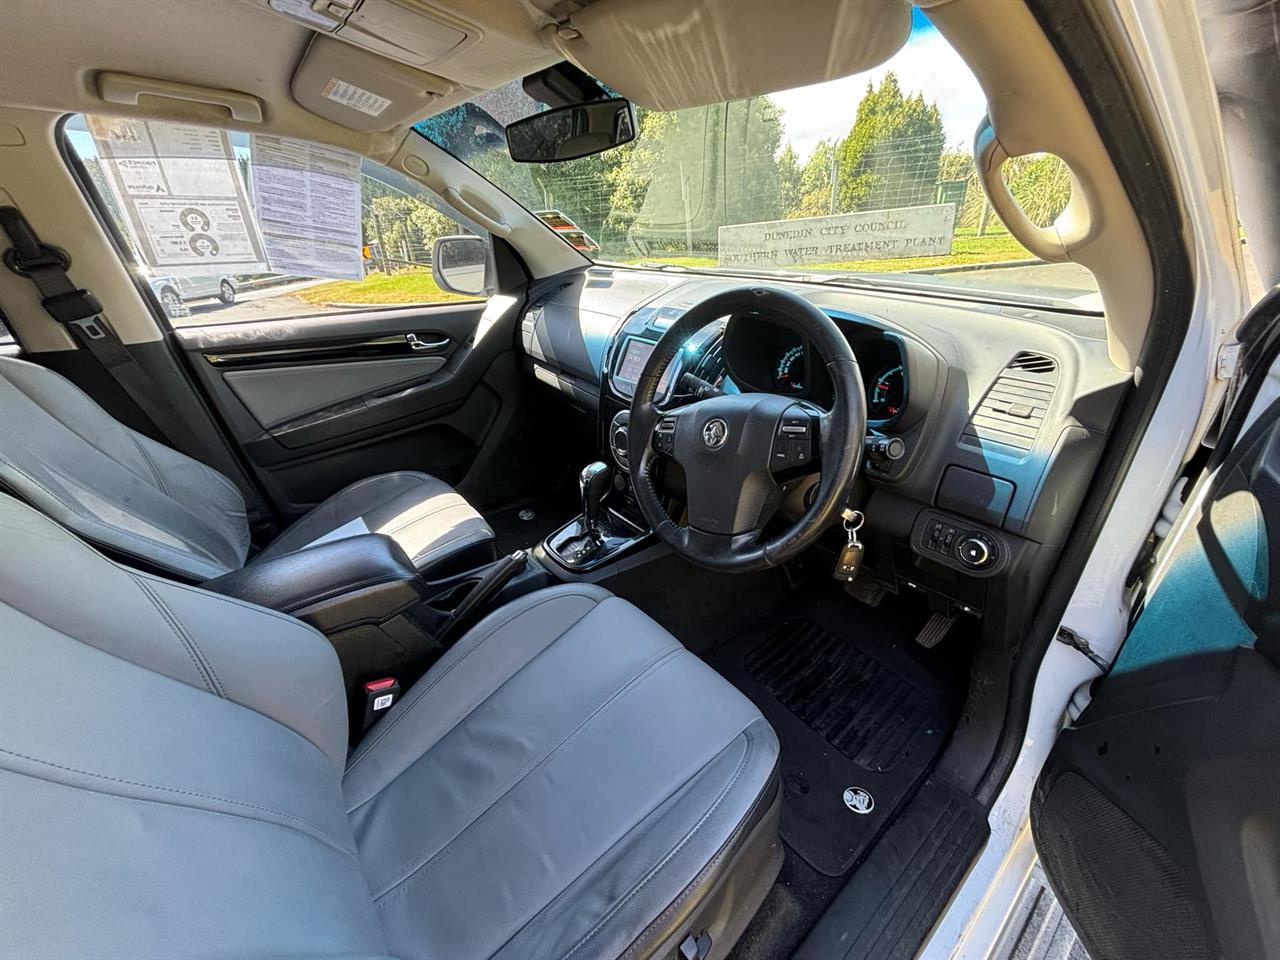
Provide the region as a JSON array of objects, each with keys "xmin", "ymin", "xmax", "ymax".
[{"xmin": 172, "ymin": 278, "xmax": 346, "ymax": 327}]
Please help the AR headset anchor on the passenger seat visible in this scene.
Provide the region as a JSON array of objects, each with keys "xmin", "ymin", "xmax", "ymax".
[{"xmin": 0, "ymin": 355, "xmax": 495, "ymax": 581}]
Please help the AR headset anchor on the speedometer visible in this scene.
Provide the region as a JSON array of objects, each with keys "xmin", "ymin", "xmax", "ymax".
[
  {"xmin": 774, "ymin": 345, "xmax": 805, "ymax": 393},
  {"xmin": 868, "ymin": 364, "xmax": 905, "ymax": 420}
]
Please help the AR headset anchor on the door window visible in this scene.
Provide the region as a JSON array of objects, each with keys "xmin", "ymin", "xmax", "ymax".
[{"xmin": 63, "ymin": 115, "xmax": 487, "ymax": 327}]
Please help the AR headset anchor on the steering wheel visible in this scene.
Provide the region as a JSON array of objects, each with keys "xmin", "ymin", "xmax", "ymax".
[{"xmin": 629, "ymin": 286, "xmax": 866, "ymax": 572}]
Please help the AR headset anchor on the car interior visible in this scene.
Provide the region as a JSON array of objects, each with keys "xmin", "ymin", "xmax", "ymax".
[{"xmin": 0, "ymin": 0, "xmax": 1209, "ymax": 958}]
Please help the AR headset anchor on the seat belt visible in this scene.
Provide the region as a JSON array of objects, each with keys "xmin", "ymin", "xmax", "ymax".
[{"xmin": 0, "ymin": 204, "xmax": 223, "ymax": 466}]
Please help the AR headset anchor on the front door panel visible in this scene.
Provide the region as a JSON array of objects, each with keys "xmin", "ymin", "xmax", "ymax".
[
  {"xmin": 1031, "ymin": 398, "xmax": 1280, "ymax": 960},
  {"xmin": 176, "ymin": 299, "xmax": 513, "ymax": 515}
]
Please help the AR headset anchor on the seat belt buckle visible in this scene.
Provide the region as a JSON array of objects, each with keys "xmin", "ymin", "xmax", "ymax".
[
  {"xmin": 362, "ymin": 677, "xmax": 401, "ymax": 733},
  {"xmin": 41, "ymin": 288, "xmax": 104, "ymax": 326}
]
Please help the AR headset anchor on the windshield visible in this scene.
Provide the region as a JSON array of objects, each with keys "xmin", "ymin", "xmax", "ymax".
[{"xmin": 416, "ymin": 10, "xmax": 1101, "ymax": 312}]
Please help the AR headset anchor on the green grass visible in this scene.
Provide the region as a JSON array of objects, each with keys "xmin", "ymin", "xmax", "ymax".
[
  {"xmin": 294, "ymin": 232, "xmax": 1034, "ymax": 305},
  {"xmin": 295, "ymin": 268, "xmax": 472, "ymax": 306}
]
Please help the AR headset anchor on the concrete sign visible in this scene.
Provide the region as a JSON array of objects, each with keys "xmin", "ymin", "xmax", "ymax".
[{"xmin": 718, "ymin": 203, "xmax": 956, "ymax": 268}]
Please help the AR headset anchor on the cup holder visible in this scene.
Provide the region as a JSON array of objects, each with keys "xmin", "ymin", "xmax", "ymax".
[{"xmin": 427, "ymin": 578, "xmax": 481, "ymax": 612}]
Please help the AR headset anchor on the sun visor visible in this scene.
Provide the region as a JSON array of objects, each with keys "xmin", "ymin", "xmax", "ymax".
[
  {"xmin": 292, "ymin": 35, "xmax": 456, "ymax": 131},
  {"xmin": 547, "ymin": 0, "xmax": 913, "ymax": 111}
]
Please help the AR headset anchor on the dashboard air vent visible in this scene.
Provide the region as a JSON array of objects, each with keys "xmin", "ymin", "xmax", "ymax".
[
  {"xmin": 962, "ymin": 352, "xmax": 1059, "ymax": 452},
  {"xmin": 1007, "ymin": 351, "xmax": 1058, "ymax": 375}
]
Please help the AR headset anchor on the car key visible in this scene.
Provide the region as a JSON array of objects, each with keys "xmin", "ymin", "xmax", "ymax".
[{"xmin": 833, "ymin": 508, "xmax": 865, "ymax": 581}]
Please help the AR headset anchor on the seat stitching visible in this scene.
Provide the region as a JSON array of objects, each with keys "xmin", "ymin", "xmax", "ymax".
[
  {"xmin": 128, "ymin": 432, "xmax": 167, "ymax": 493},
  {"xmin": 4, "ymin": 418, "xmax": 241, "ymax": 564},
  {"xmin": 195, "ymin": 458, "xmax": 246, "ymax": 500},
  {"xmin": 372, "ymin": 646, "xmax": 685, "ymax": 906},
  {"xmin": 345, "ymin": 590, "xmax": 605, "ymax": 775},
  {"xmin": 482, "ymin": 730, "xmax": 746, "ymax": 960},
  {"xmin": 0, "ymin": 746, "xmax": 358, "ymax": 860},
  {"xmin": 369, "ymin": 646, "xmax": 682, "ymax": 897},
  {"xmin": 4, "ymin": 366, "xmax": 246, "ymax": 554},
  {"xmin": 133, "ymin": 569, "xmax": 342, "ymax": 634},
  {"xmin": 2, "ymin": 460, "xmax": 230, "ymax": 571},
  {"xmin": 378, "ymin": 500, "xmax": 475, "ymax": 537},
  {"xmin": 559, "ymin": 728, "xmax": 757, "ymax": 960},
  {"xmin": 3, "ymin": 372, "xmax": 159, "ymax": 486},
  {"xmin": 128, "ymin": 576, "xmax": 217, "ymax": 696},
  {"xmin": 347, "ymin": 596, "xmax": 610, "ymax": 815},
  {"xmin": 0, "ymin": 582, "xmax": 346, "ymax": 773},
  {"xmin": 329, "ymin": 470, "xmax": 433, "ymax": 502},
  {"xmin": 134, "ymin": 576, "xmax": 226, "ymax": 698}
]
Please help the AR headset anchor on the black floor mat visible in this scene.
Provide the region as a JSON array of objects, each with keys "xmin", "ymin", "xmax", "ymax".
[
  {"xmin": 708, "ymin": 591, "xmax": 961, "ymax": 878},
  {"xmin": 744, "ymin": 620, "xmax": 946, "ymax": 773},
  {"xmin": 485, "ymin": 483, "xmax": 580, "ymax": 556}
]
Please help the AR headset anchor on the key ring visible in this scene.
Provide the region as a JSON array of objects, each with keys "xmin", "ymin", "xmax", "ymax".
[{"xmin": 841, "ymin": 509, "xmax": 864, "ymax": 535}]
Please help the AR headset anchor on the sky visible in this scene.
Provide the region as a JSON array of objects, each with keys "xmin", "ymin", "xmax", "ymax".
[{"xmin": 770, "ymin": 9, "xmax": 988, "ymax": 162}]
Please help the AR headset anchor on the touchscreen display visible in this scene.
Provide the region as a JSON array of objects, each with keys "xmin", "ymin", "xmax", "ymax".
[{"xmin": 617, "ymin": 338, "xmax": 655, "ymax": 383}]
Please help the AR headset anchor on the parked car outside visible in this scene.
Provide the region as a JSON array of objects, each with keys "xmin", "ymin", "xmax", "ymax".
[{"xmin": 139, "ymin": 270, "xmax": 237, "ymax": 318}]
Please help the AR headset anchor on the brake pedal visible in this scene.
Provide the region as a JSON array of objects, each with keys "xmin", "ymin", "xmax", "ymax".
[{"xmin": 915, "ymin": 612, "xmax": 955, "ymax": 649}]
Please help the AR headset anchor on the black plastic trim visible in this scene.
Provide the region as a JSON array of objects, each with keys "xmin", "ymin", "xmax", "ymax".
[{"xmin": 203, "ymin": 333, "xmax": 447, "ymax": 368}]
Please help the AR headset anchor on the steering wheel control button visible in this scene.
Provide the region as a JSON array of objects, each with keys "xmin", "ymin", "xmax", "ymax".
[
  {"xmin": 772, "ymin": 409, "xmax": 816, "ymax": 471},
  {"xmin": 654, "ymin": 417, "xmax": 677, "ymax": 455},
  {"xmin": 791, "ymin": 438, "xmax": 811, "ymax": 466}
]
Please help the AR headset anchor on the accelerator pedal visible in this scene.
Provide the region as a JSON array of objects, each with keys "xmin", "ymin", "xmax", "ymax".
[{"xmin": 915, "ymin": 612, "xmax": 955, "ymax": 649}]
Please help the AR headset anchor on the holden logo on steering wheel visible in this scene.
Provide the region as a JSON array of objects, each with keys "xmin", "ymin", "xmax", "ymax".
[{"xmin": 702, "ymin": 418, "xmax": 729, "ymax": 449}]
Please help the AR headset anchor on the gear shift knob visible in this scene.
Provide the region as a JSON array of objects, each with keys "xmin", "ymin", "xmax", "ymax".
[{"xmin": 579, "ymin": 461, "xmax": 612, "ymax": 537}]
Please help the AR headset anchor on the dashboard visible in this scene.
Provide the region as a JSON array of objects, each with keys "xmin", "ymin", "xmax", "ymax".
[
  {"xmin": 608, "ymin": 314, "xmax": 906, "ymax": 423},
  {"xmin": 518, "ymin": 265, "xmax": 1130, "ymax": 646}
]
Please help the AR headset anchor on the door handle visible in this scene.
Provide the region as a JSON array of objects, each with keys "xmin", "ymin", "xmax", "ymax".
[{"xmin": 406, "ymin": 333, "xmax": 449, "ymax": 352}]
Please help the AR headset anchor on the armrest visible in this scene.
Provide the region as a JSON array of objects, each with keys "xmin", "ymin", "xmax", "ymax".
[{"xmin": 204, "ymin": 534, "xmax": 426, "ymax": 626}]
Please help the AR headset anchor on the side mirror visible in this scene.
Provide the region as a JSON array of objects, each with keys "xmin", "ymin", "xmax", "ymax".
[
  {"xmin": 505, "ymin": 98, "xmax": 637, "ymax": 163},
  {"xmin": 432, "ymin": 235, "xmax": 489, "ymax": 297}
]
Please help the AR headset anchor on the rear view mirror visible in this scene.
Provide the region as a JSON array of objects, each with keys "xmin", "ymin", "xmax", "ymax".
[
  {"xmin": 506, "ymin": 98, "xmax": 637, "ymax": 163},
  {"xmin": 432, "ymin": 235, "xmax": 488, "ymax": 296}
]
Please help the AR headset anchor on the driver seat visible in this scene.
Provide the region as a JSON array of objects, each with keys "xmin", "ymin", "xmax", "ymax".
[{"xmin": 0, "ymin": 493, "xmax": 782, "ymax": 959}]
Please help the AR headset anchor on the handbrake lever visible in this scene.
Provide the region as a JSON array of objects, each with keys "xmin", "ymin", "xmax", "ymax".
[{"xmin": 436, "ymin": 549, "xmax": 528, "ymax": 644}]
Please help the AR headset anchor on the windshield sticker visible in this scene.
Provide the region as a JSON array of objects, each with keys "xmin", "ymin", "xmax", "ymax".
[
  {"xmin": 718, "ymin": 204, "xmax": 956, "ymax": 269},
  {"xmin": 249, "ymin": 135, "xmax": 364, "ymax": 281},
  {"xmin": 87, "ymin": 117, "xmax": 269, "ymax": 277},
  {"xmin": 321, "ymin": 78, "xmax": 392, "ymax": 118}
]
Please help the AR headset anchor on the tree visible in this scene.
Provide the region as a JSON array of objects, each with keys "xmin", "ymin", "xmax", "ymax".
[
  {"xmin": 938, "ymin": 148, "xmax": 985, "ymax": 228},
  {"xmin": 363, "ymin": 192, "xmax": 456, "ymax": 267},
  {"xmin": 778, "ymin": 144, "xmax": 801, "ymax": 218},
  {"xmin": 833, "ymin": 72, "xmax": 944, "ymax": 213},
  {"xmin": 793, "ymin": 139, "xmax": 838, "ymax": 218},
  {"xmin": 722, "ymin": 96, "xmax": 785, "ymax": 225},
  {"xmin": 606, "ymin": 97, "xmax": 786, "ymax": 254},
  {"xmin": 1001, "ymin": 153, "xmax": 1072, "ymax": 228}
]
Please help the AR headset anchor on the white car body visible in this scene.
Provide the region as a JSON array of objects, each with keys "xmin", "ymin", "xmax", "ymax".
[
  {"xmin": 143, "ymin": 272, "xmax": 237, "ymax": 314},
  {"xmin": 924, "ymin": 2, "xmax": 1253, "ymax": 955}
]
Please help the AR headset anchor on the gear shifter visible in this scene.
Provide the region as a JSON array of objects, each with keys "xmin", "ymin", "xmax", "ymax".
[
  {"xmin": 544, "ymin": 460, "xmax": 645, "ymax": 571},
  {"xmin": 579, "ymin": 461, "xmax": 612, "ymax": 539}
]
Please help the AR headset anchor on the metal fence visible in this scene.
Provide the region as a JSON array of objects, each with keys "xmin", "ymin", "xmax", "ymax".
[{"xmin": 503, "ymin": 133, "xmax": 1074, "ymax": 264}]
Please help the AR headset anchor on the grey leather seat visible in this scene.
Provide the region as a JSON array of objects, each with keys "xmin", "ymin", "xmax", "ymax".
[
  {"xmin": 0, "ymin": 354, "xmax": 495, "ymax": 581},
  {"xmin": 0, "ymin": 493, "xmax": 782, "ymax": 960}
]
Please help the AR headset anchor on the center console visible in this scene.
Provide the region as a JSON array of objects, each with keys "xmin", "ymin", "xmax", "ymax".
[
  {"xmin": 538, "ymin": 295, "xmax": 717, "ymax": 574},
  {"xmin": 543, "ymin": 461, "xmax": 650, "ymax": 571}
]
